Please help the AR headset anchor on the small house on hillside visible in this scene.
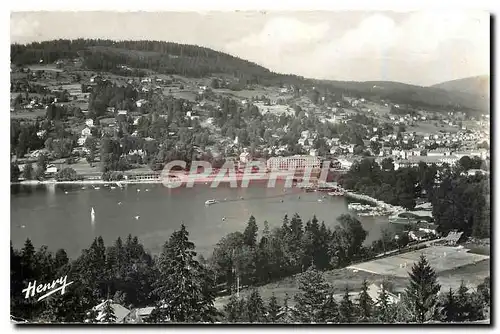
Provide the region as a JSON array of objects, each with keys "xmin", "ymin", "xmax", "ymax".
[
  {"xmin": 123, "ymin": 307, "xmax": 155, "ymax": 324},
  {"xmin": 409, "ymin": 230, "xmax": 430, "ymax": 241},
  {"xmin": 363, "ymin": 284, "xmax": 400, "ymax": 305},
  {"xmin": 45, "ymin": 164, "xmax": 58, "ymax": 175},
  {"xmin": 91, "ymin": 300, "xmax": 130, "ymax": 323},
  {"xmin": 81, "ymin": 127, "xmax": 92, "ymax": 137}
]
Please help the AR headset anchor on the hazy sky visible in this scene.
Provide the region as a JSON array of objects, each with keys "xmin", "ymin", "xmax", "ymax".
[{"xmin": 11, "ymin": 11, "xmax": 490, "ymax": 86}]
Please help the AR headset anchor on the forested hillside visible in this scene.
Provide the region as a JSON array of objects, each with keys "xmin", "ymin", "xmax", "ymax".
[
  {"xmin": 10, "ymin": 39, "xmax": 304, "ymax": 86},
  {"xmin": 432, "ymin": 75, "xmax": 489, "ymax": 98},
  {"xmin": 11, "ymin": 39, "xmax": 488, "ymax": 114},
  {"xmin": 319, "ymin": 80, "xmax": 489, "ymax": 114}
]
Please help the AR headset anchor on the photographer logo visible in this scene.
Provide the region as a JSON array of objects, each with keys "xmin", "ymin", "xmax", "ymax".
[{"xmin": 22, "ymin": 275, "xmax": 74, "ymax": 302}]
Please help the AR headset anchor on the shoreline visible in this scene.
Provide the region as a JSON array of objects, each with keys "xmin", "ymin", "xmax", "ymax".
[
  {"xmin": 344, "ymin": 190, "xmax": 404, "ymax": 214},
  {"xmin": 11, "ymin": 172, "xmax": 323, "ymax": 186},
  {"xmin": 11, "ymin": 179, "xmax": 165, "ymax": 186}
]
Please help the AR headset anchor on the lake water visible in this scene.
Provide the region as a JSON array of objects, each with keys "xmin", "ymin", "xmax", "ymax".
[{"xmin": 11, "ymin": 183, "xmax": 391, "ymax": 259}]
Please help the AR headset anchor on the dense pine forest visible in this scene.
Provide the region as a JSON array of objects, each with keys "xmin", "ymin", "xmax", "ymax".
[{"xmin": 10, "ymin": 39, "xmax": 304, "ymax": 86}]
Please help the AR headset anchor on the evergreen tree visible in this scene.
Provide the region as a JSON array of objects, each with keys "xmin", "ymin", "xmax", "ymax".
[
  {"xmin": 151, "ymin": 224, "xmax": 218, "ymax": 323},
  {"xmin": 454, "ymin": 281, "xmax": 469, "ymax": 322},
  {"xmin": 84, "ymin": 308, "xmax": 99, "ymax": 324},
  {"xmin": 320, "ymin": 286, "xmax": 339, "ymax": 323},
  {"xmin": 441, "ymin": 288, "xmax": 457, "ymax": 322},
  {"xmin": 267, "ymin": 293, "xmax": 281, "ymax": 323},
  {"xmin": 375, "ymin": 285, "xmax": 393, "ymax": 323},
  {"xmin": 284, "ymin": 213, "xmax": 304, "ymax": 273},
  {"xmin": 281, "ymin": 293, "xmax": 293, "ymax": 324},
  {"xmin": 357, "ymin": 279, "xmax": 373, "ymax": 322},
  {"xmin": 339, "ymin": 285, "xmax": 355, "ymax": 323},
  {"xmin": 392, "ymin": 292, "xmax": 414, "ymax": 323},
  {"xmin": 223, "ymin": 294, "xmax": 245, "ymax": 323},
  {"xmin": 11, "ymin": 162, "xmax": 20, "ymax": 182},
  {"xmin": 23, "ymin": 163, "xmax": 34, "ymax": 180},
  {"xmin": 100, "ymin": 300, "xmax": 117, "ymax": 323},
  {"xmin": 455, "ymin": 281, "xmax": 483, "ymax": 322},
  {"xmin": 292, "ymin": 267, "xmax": 330, "ymax": 323},
  {"xmin": 476, "ymin": 277, "xmax": 490, "ymax": 307},
  {"xmin": 245, "ymin": 289, "xmax": 266, "ymax": 323},
  {"xmin": 243, "ymin": 215, "xmax": 258, "ymax": 247},
  {"xmin": 405, "ymin": 254, "xmax": 441, "ymax": 323}
]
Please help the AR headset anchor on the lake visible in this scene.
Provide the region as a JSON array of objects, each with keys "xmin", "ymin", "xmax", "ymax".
[{"xmin": 11, "ymin": 183, "xmax": 391, "ymax": 259}]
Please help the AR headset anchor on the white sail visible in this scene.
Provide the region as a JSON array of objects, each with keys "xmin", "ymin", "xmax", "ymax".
[{"xmin": 91, "ymin": 207, "xmax": 96, "ymax": 223}]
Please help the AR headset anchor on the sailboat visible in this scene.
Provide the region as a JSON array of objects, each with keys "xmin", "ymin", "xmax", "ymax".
[{"xmin": 91, "ymin": 207, "xmax": 96, "ymax": 222}]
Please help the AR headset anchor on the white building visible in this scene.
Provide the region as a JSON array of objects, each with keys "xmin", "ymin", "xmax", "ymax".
[
  {"xmin": 135, "ymin": 99, "xmax": 148, "ymax": 108},
  {"xmin": 427, "ymin": 148, "xmax": 452, "ymax": 157},
  {"xmin": 45, "ymin": 164, "xmax": 58, "ymax": 174},
  {"xmin": 266, "ymin": 155, "xmax": 321, "ymax": 171},
  {"xmin": 81, "ymin": 127, "xmax": 92, "ymax": 137},
  {"xmin": 337, "ymin": 158, "xmax": 353, "ymax": 170}
]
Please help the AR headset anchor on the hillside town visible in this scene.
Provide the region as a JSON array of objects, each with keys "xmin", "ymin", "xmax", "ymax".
[{"xmin": 11, "ymin": 66, "xmax": 490, "ymax": 183}]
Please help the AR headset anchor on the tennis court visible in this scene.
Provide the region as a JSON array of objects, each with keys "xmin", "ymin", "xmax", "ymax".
[{"xmin": 348, "ymin": 245, "xmax": 489, "ymax": 278}]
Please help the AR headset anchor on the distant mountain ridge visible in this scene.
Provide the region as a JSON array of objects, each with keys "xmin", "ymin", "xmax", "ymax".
[
  {"xmin": 316, "ymin": 79, "xmax": 489, "ymax": 113},
  {"xmin": 10, "ymin": 39, "xmax": 488, "ymax": 114},
  {"xmin": 432, "ymin": 75, "xmax": 490, "ymax": 98}
]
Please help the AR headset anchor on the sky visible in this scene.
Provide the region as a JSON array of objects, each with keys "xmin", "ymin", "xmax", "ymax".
[{"xmin": 10, "ymin": 11, "xmax": 490, "ymax": 86}]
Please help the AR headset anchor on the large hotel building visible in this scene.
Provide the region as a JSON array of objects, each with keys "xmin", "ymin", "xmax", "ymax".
[{"xmin": 266, "ymin": 155, "xmax": 322, "ymax": 171}]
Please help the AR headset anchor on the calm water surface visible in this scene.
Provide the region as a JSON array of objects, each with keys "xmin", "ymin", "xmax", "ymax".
[{"xmin": 11, "ymin": 183, "xmax": 391, "ymax": 258}]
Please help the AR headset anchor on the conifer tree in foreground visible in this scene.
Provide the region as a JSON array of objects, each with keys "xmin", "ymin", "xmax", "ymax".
[
  {"xmin": 339, "ymin": 285, "xmax": 355, "ymax": 323},
  {"xmin": 357, "ymin": 279, "xmax": 373, "ymax": 322},
  {"xmin": 100, "ymin": 300, "xmax": 117, "ymax": 323},
  {"xmin": 267, "ymin": 293, "xmax": 282, "ymax": 323},
  {"xmin": 223, "ymin": 294, "xmax": 245, "ymax": 323},
  {"xmin": 281, "ymin": 293, "xmax": 293, "ymax": 324},
  {"xmin": 320, "ymin": 286, "xmax": 339, "ymax": 323},
  {"xmin": 151, "ymin": 224, "xmax": 218, "ymax": 323},
  {"xmin": 243, "ymin": 215, "xmax": 258, "ymax": 247},
  {"xmin": 441, "ymin": 288, "xmax": 457, "ymax": 322},
  {"xmin": 245, "ymin": 289, "xmax": 266, "ymax": 323},
  {"xmin": 375, "ymin": 285, "xmax": 393, "ymax": 323},
  {"xmin": 454, "ymin": 280, "xmax": 483, "ymax": 322},
  {"xmin": 292, "ymin": 267, "xmax": 331, "ymax": 323},
  {"xmin": 405, "ymin": 254, "xmax": 441, "ymax": 323}
]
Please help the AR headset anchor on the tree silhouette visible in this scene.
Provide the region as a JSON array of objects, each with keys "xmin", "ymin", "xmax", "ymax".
[{"xmin": 405, "ymin": 254, "xmax": 441, "ymax": 323}]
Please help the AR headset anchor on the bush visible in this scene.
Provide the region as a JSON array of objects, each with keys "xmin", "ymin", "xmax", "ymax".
[
  {"xmin": 102, "ymin": 171, "xmax": 124, "ymax": 181},
  {"xmin": 55, "ymin": 167, "xmax": 80, "ymax": 181}
]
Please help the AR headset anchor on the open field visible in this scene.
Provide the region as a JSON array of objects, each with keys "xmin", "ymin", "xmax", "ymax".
[
  {"xmin": 10, "ymin": 109, "xmax": 46, "ymax": 120},
  {"xmin": 164, "ymin": 89, "xmax": 198, "ymax": 101},
  {"xmin": 347, "ymin": 245, "xmax": 489, "ymax": 278},
  {"xmin": 27, "ymin": 64, "xmax": 64, "ymax": 72},
  {"xmin": 254, "ymin": 102, "xmax": 293, "ymax": 116},
  {"xmin": 213, "ymin": 267, "xmax": 407, "ymax": 309},
  {"xmin": 407, "ymin": 121, "xmax": 459, "ymax": 135},
  {"xmin": 214, "ymin": 245, "xmax": 490, "ymax": 309}
]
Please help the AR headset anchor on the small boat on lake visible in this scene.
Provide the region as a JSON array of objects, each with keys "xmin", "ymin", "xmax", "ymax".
[{"xmin": 205, "ymin": 199, "xmax": 218, "ymax": 206}]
